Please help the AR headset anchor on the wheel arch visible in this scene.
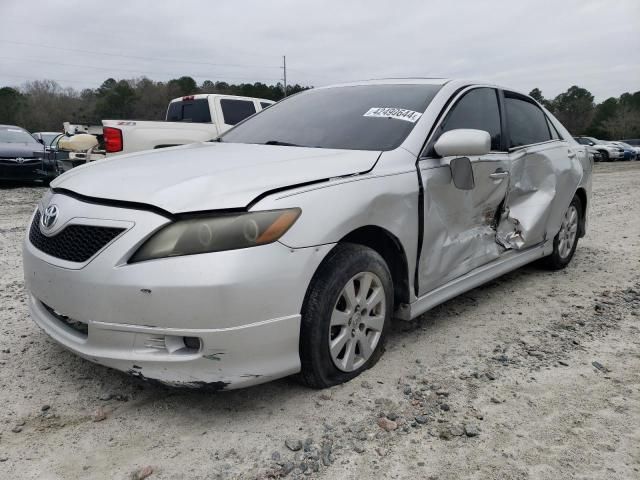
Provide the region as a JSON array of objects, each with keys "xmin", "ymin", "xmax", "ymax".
[
  {"xmin": 338, "ymin": 225, "xmax": 411, "ymax": 306},
  {"xmin": 575, "ymin": 187, "xmax": 588, "ymax": 238}
]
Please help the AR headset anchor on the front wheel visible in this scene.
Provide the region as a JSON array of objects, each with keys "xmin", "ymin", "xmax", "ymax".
[
  {"xmin": 600, "ymin": 150, "xmax": 610, "ymax": 162},
  {"xmin": 299, "ymin": 243, "xmax": 393, "ymax": 388},
  {"xmin": 542, "ymin": 195, "xmax": 582, "ymax": 270}
]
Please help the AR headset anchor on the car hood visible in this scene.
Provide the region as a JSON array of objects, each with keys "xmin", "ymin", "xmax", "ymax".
[
  {"xmin": 0, "ymin": 142, "xmax": 44, "ymax": 158},
  {"xmin": 52, "ymin": 142, "xmax": 380, "ymax": 213}
]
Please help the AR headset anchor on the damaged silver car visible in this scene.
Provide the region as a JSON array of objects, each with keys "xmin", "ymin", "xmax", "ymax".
[{"xmin": 23, "ymin": 79, "xmax": 592, "ymax": 390}]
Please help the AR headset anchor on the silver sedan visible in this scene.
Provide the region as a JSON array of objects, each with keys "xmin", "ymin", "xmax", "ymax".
[{"xmin": 23, "ymin": 79, "xmax": 592, "ymax": 390}]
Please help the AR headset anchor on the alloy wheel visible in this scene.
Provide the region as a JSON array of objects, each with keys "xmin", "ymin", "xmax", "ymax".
[
  {"xmin": 558, "ymin": 204, "xmax": 578, "ymax": 259},
  {"xmin": 329, "ymin": 272, "xmax": 386, "ymax": 372}
]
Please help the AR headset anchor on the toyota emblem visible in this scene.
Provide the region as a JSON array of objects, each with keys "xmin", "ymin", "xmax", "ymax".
[
  {"xmin": 16, "ymin": 157, "xmax": 25, "ymax": 164},
  {"xmin": 41, "ymin": 204, "xmax": 59, "ymax": 229}
]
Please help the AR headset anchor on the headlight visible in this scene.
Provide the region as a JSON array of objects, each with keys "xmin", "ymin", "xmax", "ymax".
[{"xmin": 129, "ymin": 208, "xmax": 301, "ymax": 263}]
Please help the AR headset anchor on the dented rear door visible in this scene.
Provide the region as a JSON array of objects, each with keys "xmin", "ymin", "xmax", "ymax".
[{"xmin": 496, "ymin": 92, "xmax": 582, "ymax": 250}]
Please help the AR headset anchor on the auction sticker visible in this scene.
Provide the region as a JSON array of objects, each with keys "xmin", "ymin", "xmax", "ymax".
[{"xmin": 363, "ymin": 107, "xmax": 422, "ymax": 123}]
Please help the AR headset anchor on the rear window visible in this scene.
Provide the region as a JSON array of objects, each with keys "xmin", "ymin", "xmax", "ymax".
[
  {"xmin": 220, "ymin": 99, "xmax": 257, "ymax": 126},
  {"xmin": 504, "ymin": 93, "xmax": 552, "ymax": 147},
  {"xmin": 166, "ymin": 99, "xmax": 212, "ymax": 123}
]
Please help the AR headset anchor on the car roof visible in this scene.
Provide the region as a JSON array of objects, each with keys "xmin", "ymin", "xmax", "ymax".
[
  {"xmin": 315, "ymin": 78, "xmax": 536, "ymax": 99},
  {"xmin": 169, "ymin": 94, "xmax": 274, "ymax": 103},
  {"xmin": 0, "ymin": 124, "xmax": 27, "ymax": 130}
]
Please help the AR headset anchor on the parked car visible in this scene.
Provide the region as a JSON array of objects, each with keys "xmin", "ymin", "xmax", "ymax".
[
  {"xmin": 609, "ymin": 141, "xmax": 638, "ymax": 160},
  {"xmin": 0, "ymin": 125, "xmax": 56, "ymax": 183},
  {"xmin": 23, "ymin": 79, "xmax": 592, "ymax": 390},
  {"xmin": 572, "ymin": 140, "xmax": 602, "ymax": 162},
  {"xmin": 621, "ymin": 138, "xmax": 640, "ymax": 149},
  {"xmin": 102, "ymin": 94, "xmax": 274, "ymax": 156},
  {"xmin": 32, "ymin": 131, "xmax": 63, "ymax": 148},
  {"xmin": 620, "ymin": 139, "xmax": 640, "ymax": 158},
  {"xmin": 573, "ymin": 136, "xmax": 624, "ymax": 161}
]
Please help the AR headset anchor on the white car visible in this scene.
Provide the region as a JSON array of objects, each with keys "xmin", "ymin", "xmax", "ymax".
[
  {"xmin": 23, "ymin": 79, "xmax": 592, "ymax": 390},
  {"xmin": 102, "ymin": 94, "xmax": 274, "ymax": 156},
  {"xmin": 574, "ymin": 136, "xmax": 624, "ymax": 161}
]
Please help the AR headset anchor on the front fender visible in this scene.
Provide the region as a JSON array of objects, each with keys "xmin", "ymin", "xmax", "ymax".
[{"xmin": 254, "ymin": 170, "xmax": 421, "ymax": 290}]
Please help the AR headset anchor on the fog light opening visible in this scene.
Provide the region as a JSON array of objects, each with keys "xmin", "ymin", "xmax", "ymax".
[{"xmin": 183, "ymin": 336, "xmax": 201, "ymax": 351}]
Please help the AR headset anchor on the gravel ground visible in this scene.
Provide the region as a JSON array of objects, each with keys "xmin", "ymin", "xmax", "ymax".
[{"xmin": 1, "ymin": 162, "xmax": 639, "ymax": 480}]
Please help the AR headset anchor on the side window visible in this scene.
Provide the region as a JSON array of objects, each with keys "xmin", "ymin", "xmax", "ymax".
[
  {"xmin": 546, "ymin": 117, "xmax": 561, "ymax": 140},
  {"xmin": 260, "ymin": 102, "xmax": 272, "ymax": 109},
  {"xmin": 438, "ymin": 87, "xmax": 502, "ymax": 151},
  {"xmin": 220, "ymin": 99, "xmax": 257, "ymax": 126},
  {"xmin": 166, "ymin": 99, "xmax": 211, "ymax": 123},
  {"xmin": 504, "ymin": 93, "xmax": 552, "ymax": 147}
]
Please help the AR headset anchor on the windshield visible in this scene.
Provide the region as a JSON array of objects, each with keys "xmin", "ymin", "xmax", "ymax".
[
  {"xmin": 0, "ymin": 127, "xmax": 39, "ymax": 144},
  {"xmin": 220, "ymin": 84, "xmax": 442, "ymax": 151},
  {"xmin": 40, "ymin": 133, "xmax": 61, "ymax": 146}
]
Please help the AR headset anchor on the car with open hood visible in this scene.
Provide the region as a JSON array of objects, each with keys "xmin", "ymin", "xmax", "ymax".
[{"xmin": 23, "ymin": 79, "xmax": 592, "ymax": 390}]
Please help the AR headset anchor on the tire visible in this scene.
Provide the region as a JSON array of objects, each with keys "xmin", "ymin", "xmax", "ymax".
[
  {"xmin": 299, "ymin": 243, "xmax": 393, "ymax": 389},
  {"xmin": 542, "ymin": 195, "xmax": 582, "ymax": 270},
  {"xmin": 599, "ymin": 150, "xmax": 610, "ymax": 162}
]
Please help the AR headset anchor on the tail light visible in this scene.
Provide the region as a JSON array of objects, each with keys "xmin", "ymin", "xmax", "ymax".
[
  {"xmin": 182, "ymin": 95, "xmax": 195, "ymax": 101},
  {"xmin": 103, "ymin": 127, "xmax": 123, "ymax": 153}
]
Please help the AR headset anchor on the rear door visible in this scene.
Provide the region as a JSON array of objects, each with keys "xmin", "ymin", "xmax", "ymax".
[
  {"xmin": 496, "ymin": 91, "xmax": 582, "ymax": 249},
  {"xmin": 417, "ymin": 87, "xmax": 511, "ymax": 294}
]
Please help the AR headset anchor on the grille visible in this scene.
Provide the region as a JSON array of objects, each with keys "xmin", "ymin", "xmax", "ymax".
[{"xmin": 29, "ymin": 210, "xmax": 125, "ymax": 262}]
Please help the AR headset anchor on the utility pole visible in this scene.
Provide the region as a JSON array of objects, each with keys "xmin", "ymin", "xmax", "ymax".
[{"xmin": 282, "ymin": 55, "xmax": 287, "ymax": 97}]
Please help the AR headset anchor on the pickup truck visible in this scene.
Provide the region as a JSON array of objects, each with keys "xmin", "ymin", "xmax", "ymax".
[{"xmin": 102, "ymin": 94, "xmax": 274, "ymax": 156}]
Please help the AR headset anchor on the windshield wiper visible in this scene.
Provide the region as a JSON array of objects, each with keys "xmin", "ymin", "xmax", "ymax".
[{"xmin": 263, "ymin": 140, "xmax": 301, "ymax": 147}]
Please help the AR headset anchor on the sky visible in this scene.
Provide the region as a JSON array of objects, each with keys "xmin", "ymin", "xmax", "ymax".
[{"xmin": 0, "ymin": 0, "xmax": 638, "ymax": 102}]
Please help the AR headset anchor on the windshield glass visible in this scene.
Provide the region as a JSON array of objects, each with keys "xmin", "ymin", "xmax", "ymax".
[
  {"xmin": 220, "ymin": 84, "xmax": 442, "ymax": 151},
  {"xmin": 0, "ymin": 127, "xmax": 38, "ymax": 144},
  {"xmin": 40, "ymin": 133, "xmax": 61, "ymax": 146}
]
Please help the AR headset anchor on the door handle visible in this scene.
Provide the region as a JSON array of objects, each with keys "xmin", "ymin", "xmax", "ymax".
[
  {"xmin": 568, "ymin": 150, "xmax": 577, "ymax": 158},
  {"xmin": 489, "ymin": 170, "xmax": 509, "ymax": 180}
]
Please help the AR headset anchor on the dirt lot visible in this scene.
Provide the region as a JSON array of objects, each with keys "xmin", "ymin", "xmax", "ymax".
[{"xmin": 0, "ymin": 162, "xmax": 639, "ymax": 480}]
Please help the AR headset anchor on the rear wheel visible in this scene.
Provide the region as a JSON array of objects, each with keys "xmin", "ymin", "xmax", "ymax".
[
  {"xmin": 299, "ymin": 243, "xmax": 393, "ymax": 388},
  {"xmin": 542, "ymin": 195, "xmax": 582, "ymax": 270}
]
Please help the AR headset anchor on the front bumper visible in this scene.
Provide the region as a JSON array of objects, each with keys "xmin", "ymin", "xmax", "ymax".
[
  {"xmin": 0, "ymin": 159, "xmax": 49, "ymax": 182},
  {"xmin": 23, "ymin": 193, "xmax": 333, "ymax": 389}
]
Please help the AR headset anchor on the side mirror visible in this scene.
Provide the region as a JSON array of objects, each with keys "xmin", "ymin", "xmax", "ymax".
[
  {"xmin": 434, "ymin": 129, "xmax": 491, "ymax": 157},
  {"xmin": 450, "ymin": 156, "xmax": 475, "ymax": 190}
]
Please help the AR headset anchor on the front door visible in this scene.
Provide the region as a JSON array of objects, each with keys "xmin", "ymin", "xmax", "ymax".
[{"xmin": 417, "ymin": 87, "xmax": 510, "ymax": 295}]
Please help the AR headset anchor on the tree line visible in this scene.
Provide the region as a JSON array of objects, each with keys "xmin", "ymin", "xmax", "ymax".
[
  {"xmin": 0, "ymin": 76, "xmax": 309, "ymax": 132},
  {"xmin": 0, "ymin": 75, "xmax": 638, "ymax": 139},
  {"xmin": 529, "ymin": 86, "xmax": 640, "ymax": 140}
]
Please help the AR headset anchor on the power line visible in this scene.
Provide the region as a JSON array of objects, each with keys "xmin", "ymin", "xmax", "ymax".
[{"xmin": 0, "ymin": 39, "xmax": 281, "ymax": 70}]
